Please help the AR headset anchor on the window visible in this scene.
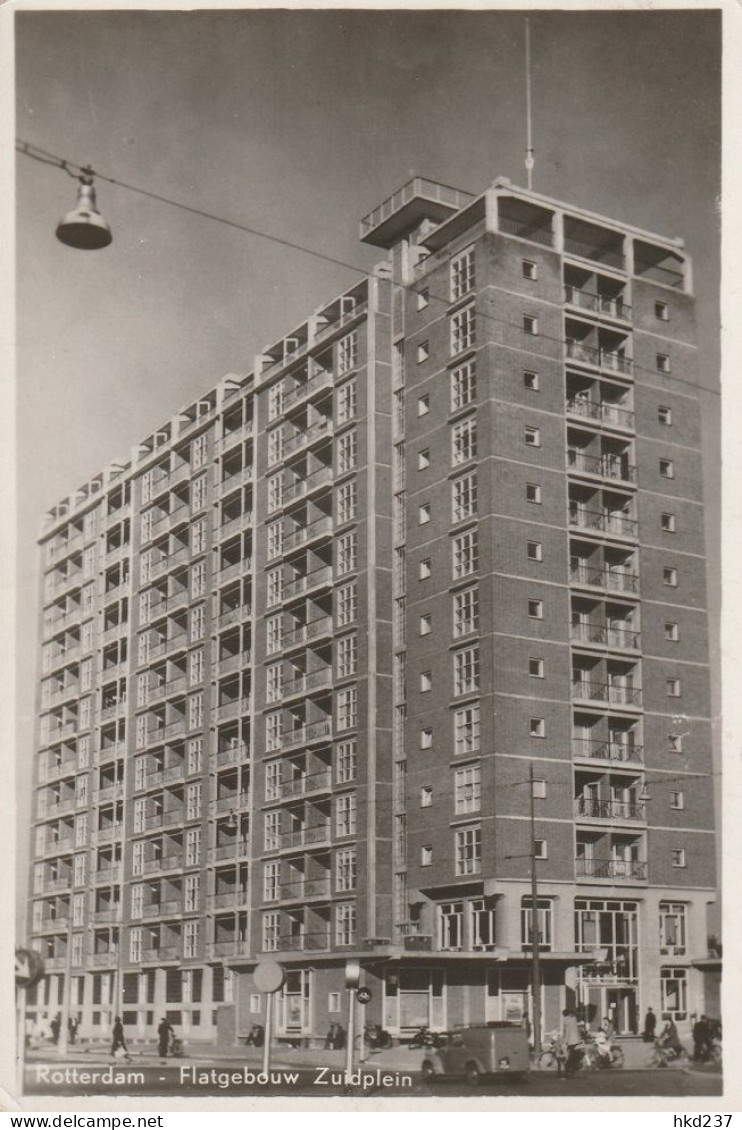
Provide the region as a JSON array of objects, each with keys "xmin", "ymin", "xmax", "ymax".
[
  {"xmin": 438, "ymin": 901, "xmax": 464, "ymax": 950},
  {"xmin": 454, "ymin": 764, "xmax": 481, "ymax": 814},
  {"xmin": 129, "ymin": 928, "xmax": 142, "ymax": 963},
  {"xmin": 417, "ymin": 395, "xmax": 430, "ymax": 417},
  {"xmin": 665, "ymin": 622, "xmax": 679, "ymax": 641},
  {"xmin": 663, "ymin": 567, "xmax": 678, "ymax": 587},
  {"xmin": 337, "ymin": 331, "xmax": 358, "ymax": 375},
  {"xmin": 337, "ymin": 531, "xmax": 358, "ymax": 576},
  {"xmin": 419, "ymin": 558, "xmax": 432, "ymax": 580},
  {"xmin": 268, "ymin": 383, "xmax": 284, "ymax": 422},
  {"xmin": 453, "ymin": 587, "xmax": 479, "ymax": 638},
  {"xmin": 522, "ymin": 259, "xmax": 537, "ymax": 280},
  {"xmin": 671, "ymin": 848, "xmax": 686, "ymax": 868},
  {"xmin": 521, "ymin": 897, "xmax": 552, "ymax": 950},
  {"xmin": 336, "ymin": 686, "xmax": 358, "ymax": 731},
  {"xmin": 661, "ymin": 512, "xmax": 676, "ymax": 532},
  {"xmin": 523, "ymin": 315, "xmax": 539, "ymax": 335},
  {"xmin": 530, "ymin": 717, "xmax": 545, "ymax": 738},
  {"xmin": 452, "ymin": 529, "xmax": 477, "ymax": 579},
  {"xmin": 336, "ymin": 634, "xmax": 358, "ymax": 679},
  {"xmin": 450, "ymin": 305, "xmax": 476, "ymax": 355},
  {"xmin": 336, "ymin": 793, "xmax": 357, "ymax": 837},
  {"xmin": 267, "ymin": 428, "xmax": 283, "ymax": 468},
  {"xmin": 528, "ymin": 599, "xmax": 543, "ymax": 619},
  {"xmin": 529, "ymin": 657, "xmax": 544, "ymax": 679},
  {"xmin": 262, "ymin": 913, "xmax": 280, "ymax": 953},
  {"xmin": 337, "ymin": 378, "xmax": 357, "ymax": 424},
  {"xmin": 454, "ymin": 646, "xmax": 480, "ymax": 696},
  {"xmin": 523, "ymin": 370, "xmax": 539, "ymax": 391},
  {"xmin": 470, "ymin": 898, "xmax": 496, "ymax": 947},
  {"xmin": 184, "ymin": 874, "xmax": 200, "ymax": 913},
  {"xmin": 336, "ymin": 848, "xmax": 357, "ymax": 892},
  {"xmin": 659, "ymin": 458, "xmax": 674, "ymax": 479},
  {"xmin": 335, "ymin": 431, "xmax": 358, "ymax": 477},
  {"xmin": 263, "ymin": 861, "xmax": 279, "ymax": 902},
  {"xmin": 336, "ymin": 740, "xmax": 357, "ymax": 784},
  {"xmin": 188, "ymin": 693, "xmax": 203, "ymax": 730},
  {"xmin": 265, "ymin": 712, "xmax": 282, "ymax": 752},
  {"xmin": 455, "ymin": 825, "xmax": 481, "ymax": 876},
  {"xmin": 421, "ymin": 845, "xmax": 433, "ymax": 867},
  {"xmin": 265, "ymin": 663, "xmax": 283, "ymax": 704},
  {"xmin": 527, "ymin": 541, "xmax": 543, "ymax": 562},
  {"xmin": 264, "ymin": 811, "xmax": 280, "ymax": 851},
  {"xmin": 526, "ymin": 483, "xmax": 541, "ymax": 504},
  {"xmin": 266, "ymin": 614, "xmax": 283, "ymax": 656},
  {"xmin": 671, "ymin": 790, "xmax": 685, "ymax": 810},
  {"xmin": 191, "ymin": 560, "xmax": 206, "ymax": 598},
  {"xmin": 420, "ymin": 671, "xmax": 432, "ymax": 693},
  {"xmin": 264, "ymin": 762, "xmax": 281, "ymax": 802},
  {"xmin": 452, "ymin": 473, "xmax": 477, "ymax": 522},
  {"xmin": 532, "ymin": 778, "xmax": 547, "ymax": 799},
  {"xmin": 418, "ymin": 503, "xmax": 431, "ymax": 526},
  {"xmin": 419, "ymin": 614, "xmax": 432, "ymax": 636},
  {"xmin": 524, "ymin": 425, "xmax": 541, "ymax": 447},
  {"xmin": 658, "ymin": 405, "xmax": 673, "ymax": 425},
  {"xmin": 416, "ymin": 288, "xmax": 429, "ymax": 311},
  {"xmin": 534, "ymin": 839, "xmax": 548, "ymax": 859},
  {"xmin": 267, "ymin": 472, "xmax": 284, "ymax": 514},
  {"xmin": 191, "ymin": 475, "xmax": 207, "ymax": 512},
  {"xmin": 659, "ymin": 902, "xmax": 687, "ymax": 955},
  {"xmin": 661, "ymin": 967, "xmax": 688, "ymax": 1020},
  {"xmin": 656, "ymin": 353, "xmax": 671, "ymax": 373},
  {"xmin": 667, "ymin": 679, "xmax": 681, "ymax": 697},
  {"xmin": 328, "ymin": 992, "xmax": 341, "ymax": 1013},
  {"xmin": 668, "ymin": 733, "xmax": 683, "ymax": 754},
  {"xmin": 337, "ymin": 480, "xmax": 358, "ymax": 526},
  {"xmin": 189, "ymin": 649, "xmax": 203, "ymax": 685},
  {"xmin": 655, "ymin": 302, "xmax": 669, "ymax": 321},
  {"xmin": 187, "ymin": 739, "xmax": 202, "ymax": 775},
  {"xmin": 451, "ymin": 247, "xmax": 475, "ymax": 300},
  {"xmin": 420, "ymin": 786, "xmax": 433, "ymax": 808},
  {"xmin": 416, "ymin": 449, "xmax": 430, "ymax": 472},
  {"xmin": 190, "ymin": 605, "xmax": 204, "ymax": 641},
  {"xmin": 452, "ymin": 417, "xmax": 477, "ymax": 466},
  {"xmin": 451, "ymin": 360, "xmax": 476, "ymax": 411},
  {"xmin": 336, "ymin": 582, "xmax": 357, "ymax": 627},
  {"xmin": 416, "ymin": 342, "xmax": 429, "ymax": 364},
  {"xmin": 267, "ymin": 567, "xmax": 284, "ymax": 607}
]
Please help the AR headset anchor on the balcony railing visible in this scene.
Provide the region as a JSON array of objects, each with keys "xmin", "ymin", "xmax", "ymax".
[
  {"xmin": 213, "ymin": 697, "xmax": 252, "ymax": 722},
  {"xmin": 217, "ymin": 511, "xmax": 254, "ymax": 541},
  {"xmin": 42, "ymin": 876, "xmax": 72, "ymax": 892},
  {"xmin": 283, "ymin": 417, "xmax": 332, "ymax": 458},
  {"xmin": 214, "ymin": 742, "xmax": 250, "ymax": 767},
  {"xmin": 38, "ymin": 916, "xmax": 71, "ymax": 933},
  {"xmin": 91, "ymin": 950, "xmax": 119, "ymax": 967},
  {"xmin": 273, "ymin": 876, "xmax": 332, "ymax": 901},
  {"xmin": 217, "ymin": 557, "xmax": 253, "ymax": 584},
  {"xmin": 274, "ymin": 930, "xmax": 331, "ymax": 952},
  {"xmin": 567, "ymin": 450, "xmax": 636, "ymax": 484},
  {"xmin": 216, "ymin": 467, "xmax": 254, "ymax": 499},
  {"xmin": 210, "ymin": 839, "xmax": 250, "ymax": 862},
  {"xmin": 282, "ymin": 667, "xmax": 333, "ymax": 699},
  {"xmin": 566, "ymin": 340, "xmax": 633, "ymax": 376},
  {"xmin": 570, "ymin": 623, "xmax": 640, "ymax": 649},
  {"xmin": 572, "ymin": 681, "xmax": 642, "ymax": 706},
  {"xmin": 273, "ymin": 822, "xmax": 331, "ymax": 850},
  {"xmin": 283, "ymin": 464, "xmax": 334, "ymax": 505},
  {"xmin": 282, "ymin": 615, "xmax": 333, "ymax": 649},
  {"xmin": 283, "ymin": 368, "xmax": 334, "ymax": 412},
  {"xmin": 572, "ymin": 738, "xmax": 644, "ymax": 764},
  {"xmin": 214, "ymin": 792, "xmax": 250, "ymax": 815},
  {"xmin": 275, "ymin": 768, "xmax": 332, "ymax": 799},
  {"xmin": 574, "ymin": 798, "xmax": 646, "ymax": 821},
  {"xmin": 564, "ymin": 286, "xmax": 631, "ymax": 321},
  {"xmin": 37, "ymin": 836, "xmax": 74, "ymax": 857},
  {"xmin": 93, "ymin": 907, "xmax": 120, "ymax": 924},
  {"xmin": 141, "ymin": 854, "xmax": 182, "ymax": 875},
  {"xmin": 215, "ymin": 652, "xmax": 251, "ymax": 677},
  {"xmin": 142, "ymin": 946, "xmax": 180, "ymax": 962},
  {"xmin": 216, "ymin": 419, "xmax": 253, "ymax": 453},
  {"xmin": 566, "ymin": 398, "xmax": 635, "ymax": 430},
  {"xmin": 92, "ymin": 782, "xmax": 124, "ymax": 805},
  {"xmin": 281, "ymin": 719, "xmax": 332, "ymax": 749},
  {"xmin": 569, "ymin": 507, "xmax": 638, "ymax": 538},
  {"xmin": 144, "ymin": 809, "xmax": 184, "ymax": 831},
  {"xmin": 207, "ymin": 939, "xmax": 251, "ymax": 958},
  {"xmin": 283, "ymin": 515, "xmax": 333, "ymax": 553},
  {"xmin": 209, "ymin": 890, "xmax": 248, "ymax": 910},
  {"xmin": 99, "ymin": 699, "xmax": 127, "ymax": 722},
  {"xmin": 569, "ymin": 564, "xmax": 639, "ymax": 594},
  {"xmin": 283, "ymin": 565, "xmax": 334, "ymax": 601},
  {"xmin": 215, "ymin": 604, "xmax": 252, "ymax": 629},
  {"xmin": 576, "ymin": 857, "xmax": 647, "ymax": 881},
  {"xmin": 142, "ymin": 900, "xmax": 181, "ymax": 918}
]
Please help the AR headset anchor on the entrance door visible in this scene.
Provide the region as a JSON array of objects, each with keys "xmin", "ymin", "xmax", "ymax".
[
  {"xmin": 606, "ymin": 988, "xmax": 638, "ymax": 1034},
  {"xmin": 277, "ymin": 969, "xmax": 312, "ymax": 1035}
]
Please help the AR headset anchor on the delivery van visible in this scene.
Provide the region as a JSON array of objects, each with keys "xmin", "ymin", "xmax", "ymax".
[{"xmin": 421, "ymin": 1023, "xmax": 531, "ymax": 1086}]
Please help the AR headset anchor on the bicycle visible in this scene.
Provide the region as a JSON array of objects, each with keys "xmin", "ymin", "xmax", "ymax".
[
  {"xmin": 536, "ymin": 1034, "xmax": 564, "ymax": 1072},
  {"xmin": 651, "ymin": 1040, "xmax": 689, "ymax": 1068},
  {"xmin": 581, "ymin": 1037, "xmax": 624, "ymax": 1070}
]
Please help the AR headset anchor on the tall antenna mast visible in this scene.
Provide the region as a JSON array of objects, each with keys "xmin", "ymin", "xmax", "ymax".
[{"xmin": 525, "ymin": 18, "xmax": 535, "ymax": 190}]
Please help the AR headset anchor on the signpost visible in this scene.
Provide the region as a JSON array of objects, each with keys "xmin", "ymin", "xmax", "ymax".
[
  {"xmin": 253, "ymin": 960, "xmax": 285, "ymax": 1076},
  {"xmin": 16, "ymin": 949, "xmax": 45, "ymax": 1096},
  {"xmin": 344, "ymin": 960, "xmax": 361, "ymax": 1081},
  {"xmin": 356, "ymin": 986, "xmax": 372, "ymax": 1062}
]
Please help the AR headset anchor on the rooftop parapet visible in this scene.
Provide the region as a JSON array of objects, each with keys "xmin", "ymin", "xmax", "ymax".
[{"xmin": 359, "ymin": 176, "xmax": 475, "ymax": 248}]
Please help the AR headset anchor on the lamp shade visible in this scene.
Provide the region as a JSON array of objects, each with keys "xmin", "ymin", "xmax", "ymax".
[{"xmin": 56, "ymin": 179, "xmax": 112, "ymax": 250}]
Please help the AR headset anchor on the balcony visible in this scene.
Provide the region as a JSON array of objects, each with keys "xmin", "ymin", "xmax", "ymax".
[
  {"xmin": 282, "ymin": 667, "xmax": 333, "ymax": 700},
  {"xmin": 99, "ymin": 699, "xmax": 127, "ymax": 722},
  {"xmin": 96, "ymin": 741, "xmax": 126, "ymax": 764},
  {"xmin": 283, "ymin": 565, "xmax": 333, "ymax": 601},
  {"xmin": 91, "ymin": 950, "xmax": 119, "ymax": 967},
  {"xmin": 93, "ymin": 864, "xmax": 122, "ymax": 885},
  {"xmin": 571, "ymin": 623, "xmax": 640, "ymax": 650},
  {"xmin": 40, "ymin": 759, "xmax": 77, "ymax": 785},
  {"xmin": 567, "ymin": 450, "xmax": 635, "ymax": 485},
  {"xmin": 42, "ymin": 876, "xmax": 72, "ymax": 892},
  {"xmin": 283, "ymin": 418, "xmax": 332, "ymax": 459},
  {"xmin": 43, "ymin": 955, "xmax": 68, "ymax": 971},
  {"xmin": 215, "ymin": 652, "xmax": 251, "ymax": 678},
  {"xmin": 42, "ymin": 797, "xmax": 76, "ymax": 818},
  {"xmin": 215, "ymin": 604, "xmax": 252, "ymax": 629},
  {"xmin": 275, "ymin": 930, "xmax": 331, "ymax": 952},
  {"xmin": 150, "ymin": 546, "xmax": 189, "ymax": 579},
  {"xmin": 216, "ymin": 467, "xmax": 254, "ymax": 499},
  {"xmin": 564, "ymin": 286, "xmax": 631, "ymax": 321},
  {"xmin": 94, "ymin": 825, "xmax": 123, "ymax": 845},
  {"xmin": 48, "ymin": 531, "xmax": 84, "ymax": 562},
  {"xmin": 47, "ymin": 645, "xmax": 81, "ymax": 672},
  {"xmin": 283, "ymin": 515, "xmax": 333, "ymax": 553},
  {"xmin": 213, "ymin": 697, "xmax": 251, "ymax": 723},
  {"xmin": 360, "ymin": 176, "xmax": 474, "ymax": 247},
  {"xmin": 213, "ymin": 792, "xmax": 250, "ymax": 815},
  {"xmin": 569, "ymin": 507, "xmax": 637, "ymax": 539},
  {"xmin": 572, "ymin": 681, "xmax": 642, "ymax": 707},
  {"xmin": 141, "ymin": 854, "xmax": 182, "ymax": 875},
  {"xmin": 569, "ymin": 564, "xmax": 639, "ymax": 595},
  {"xmin": 217, "ymin": 557, "xmax": 253, "ymax": 585},
  {"xmin": 565, "ymin": 340, "xmax": 633, "ymax": 377},
  {"xmin": 566, "ymin": 398, "xmax": 635, "ymax": 431},
  {"xmin": 281, "ymin": 719, "xmax": 332, "ymax": 750},
  {"xmin": 572, "ymin": 738, "xmax": 644, "ymax": 764},
  {"xmin": 93, "ymin": 907, "xmax": 120, "ymax": 924},
  {"xmin": 210, "ymin": 839, "xmax": 250, "ymax": 863},
  {"xmin": 217, "ymin": 511, "xmax": 254, "ymax": 542},
  {"xmin": 574, "ymin": 798, "xmax": 646, "ymax": 821},
  {"xmin": 102, "ymin": 622, "xmax": 128, "ymax": 645},
  {"xmin": 37, "ymin": 836, "xmax": 74, "ymax": 857},
  {"xmin": 283, "ymin": 464, "xmax": 334, "ymax": 505},
  {"xmin": 214, "ymin": 743, "xmax": 250, "ymax": 768},
  {"xmin": 276, "ymin": 768, "xmax": 332, "ymax": 799},
  {"xmin": 142, "ymin": 900, "xmax": 181, "ymax": 919},
  {"xmin": 283, "ymin": 368, "xmax": 334, "ymax": 413},
  {"xmin": 207, "ymin": 939, "xmax": 251, "ymax": 959},
  {"xmin": 274, "ymin": 876, "xmax": 331, "ymax": 901},
  {"xmin": 216, "ymin": 419, "xmax": 253, "ymax": 453},
  {"xmin": 92, "ymin": 782, "xmax": 124, "ymax": 805},
  {"xmin": 273, "ymin": 822, "xmax": 332, "ymax": 850},
  {"xmin": 142, "ymin": 946, "xmax": 180, "ymax": 963},
  {"xmin": 576, "ymin": 858, "xmax": 647, "ymax": 881},
  {"xmin": 209, "ymin": 890, "xmax": 248, "ymax": 910},
  {"xmin": 282, "ymin": 615, "xmax": 333, "ymax": 649},
  {"xmin": 144, "ymin": 809, "xmax": 184, "ymax": 831},
  {"xmin": 39, "ymin": 916, "xmax": 70, "ymax": 933}
]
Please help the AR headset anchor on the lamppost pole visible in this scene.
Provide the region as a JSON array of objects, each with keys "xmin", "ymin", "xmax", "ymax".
[{"xmin": 529, "ymin": 763, "xmax": 542, "ymax": 1055}]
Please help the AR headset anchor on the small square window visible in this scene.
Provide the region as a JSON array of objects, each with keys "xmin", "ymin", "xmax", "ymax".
[
  {"xmin": 657, "ymin": 354, "xmax": 671, "ymax": 373},
  {"xmin": 417, "ymin": 289, "xmax": 430, "ymax": 311},
  {"xmin": 532, "ymin": 779, "xmax": 547, "ymax": 799},
  {"xmin": 534, "ymin": 839, "xmax": 548, "ymax": 859},
  {"xmin": 667, "ymin": 678, "xmax": 681, "ymax": 697},
  {"xmin": 661, "ymin": 513, "xmax": 676, "ymax": 533},
  {"xmin": 417, "ymin": 395, "xmax": 430, "ymax": 417},
  {"xmin": 420, "ymin": 671, "xmax": 432, "ymax": 693},
  {"xmin": 530, "ymin": 717, "xmax": 545, "ymax": 738},
  {"xmin": 659, "ymin": 459, "xmax": 674, "ymax": 479},
  {"xmin": 663, "ymin": 567, "xmax": 678, "ymax": 587},
  {"xmin": 419, "ymin": 559, "xmax": 432, "ymax": 580},
  {"xmin": 419, "ymin": 614, "xmax": 432, "ymax": 636},
  {"xmin": 418, "ymin": 449, "xmax": 430, "ymax": 470},
  {"xmin": 420, "ymin": 786, "xmax": 433, "ymax": 808},
  {"xmin": 522, "ymin": 260, "xmax": 538, "ymax": 280},
  {"xmin": 671, "ymin": 791, "xmax": 685, "ymax": 810},
  {"xmin": 665, "ymin": 622, "xmax": 679, "ymax": 641},
  {"xmin": 523, "ymin": 370, "xmax": 539, "ymax": 391},
  {"xmin": 671, "ymin": 848, "xmax": 686, "ymax": 868},
  {"xmin": 421, "ymin": 846, "xmax": 433, "ymax": 866},
  {"xmin": 524, "ymin": 426, "xmax": 541, "ymax": 447},
  {"xmin": 523, "ymin": 315, "xmax": 539, "ymax": 336},
  {"xmin": 658, "ymin": 405, "xmax": 673, "ymax": 426},
  {"xmin": 668, "ymin": 734, "xmax": 683, "ymax": 753},
  {"xmin": 527, "ymin": 541, "xmax": 543, "ymax": 562},
  {"xmin": 529, "ymin": 657, "xmax": 544, "ymax": 678},
  {"xmin": 328, "ymin": 992, "xmax": 341, "ymax": 1013},
  {"xmin": 418, "ymin": 503, "xmax": 431, "ymax": 525},
  {"xmin": 655, "ymin": 302, "xmax": 669, "ymax": 321},
  {"xmin": 526, "ymin": 483, "xmax": 542, "ymax": 504},
  {"xmin": 528, "ymin": 599, "xmax": 543, "ymax": 619},
  {"xmin": 420, "ymin": 727, "xmax": 433, "ymax": 749},
  {"xmin": 417, "ymin": 342, "xmax": 430, "ymax": 364}
]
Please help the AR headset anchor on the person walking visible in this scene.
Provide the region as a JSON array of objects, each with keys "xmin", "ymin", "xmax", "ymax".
[
  {"xmin": 693, "ymin": 1015, "xmax": 710, "ymax": 1062},
  {"xmin": 157, "ymin": 1016, "xmax": 173, "ymax": 1060},
  {"xmin": 642, "ymin": 1007, "xmax": 657, "ymax": 1043},
  {"xmin": 68, "ymin": 1016, "xmax": 78, "ymax": 1046},
  {"xmin": 50, "ymin": 1013, "xmax": 61, "ymax": 1045},
  {"xmin": 110, "ymin": 1016, "xmax": 132, "ymax": 1062},
  {"xmin": 561, "ymin": 1008, "xmax": 582, "ymax": 1078}
]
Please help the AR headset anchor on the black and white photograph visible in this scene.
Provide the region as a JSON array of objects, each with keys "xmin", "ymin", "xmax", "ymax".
[{"xmin": 7, "ymin": 0, "xmax": 733, "ymax": 1113}]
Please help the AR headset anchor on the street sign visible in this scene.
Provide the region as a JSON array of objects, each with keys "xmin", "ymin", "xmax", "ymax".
[
  {"xmin": 345, "ymin": 959, "xmax": 361, "ymax": 989},
  {"xmin": 253, "ymin": 960, "xmax": 285, "ymax": 994},
  {"xmin": 15, "ymin": 948, "xmax": 44, "ymax": 989},
  {"xmin": 357, "ymin": 987, "xmax": 372, "ymax": 1005}
]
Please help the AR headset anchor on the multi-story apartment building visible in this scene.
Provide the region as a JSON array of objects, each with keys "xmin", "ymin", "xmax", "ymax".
[{"xmin": 26, "ymin": 175, "xmax": 717, "ymax": 1046}]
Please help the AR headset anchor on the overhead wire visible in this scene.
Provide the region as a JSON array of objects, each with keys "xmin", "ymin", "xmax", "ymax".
[{"xmin": 16, "ymin": 137, "xmax": 720, "ymax": 400}]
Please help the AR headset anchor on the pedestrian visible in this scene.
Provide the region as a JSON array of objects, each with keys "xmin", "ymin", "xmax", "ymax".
[
  {"xmin": 68, "ymin": 1016, "xmax": 78, "ymax": 1046},
  {"xmin": 561, "ymin": 1008, "xmax": 582, "ymax": 1078},
  {"xmin": 601, "ymin": 1015, "xmax": 616, "ymax": 1043},
  {"xmin": 157, "ymin": 1016, "xmax": 173, "ymax": 1059},
  {"xmin": 50, "ymin": 1013, "xmax": 61, "ymax": 1045},
  {"xmin": 642, "ymin": 1006, "xmax": 656, "ymax": 1043},
  {"xmin": 693, "ymin": 1014, "xmax": 710, "ymax": 1062},
  {"xmin": 110, "ymin": 1016, "xmax": 132, "ymax": 1062}
]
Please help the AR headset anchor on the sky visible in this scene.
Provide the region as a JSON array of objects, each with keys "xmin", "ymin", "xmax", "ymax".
[{"xmin": 13, "ymin": 7, "xmax": 722, "ymax": 931}]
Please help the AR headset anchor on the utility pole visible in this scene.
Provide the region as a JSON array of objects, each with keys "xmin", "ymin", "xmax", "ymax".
[{"xmin": 529, "ymin": 763, "xmax": 542, "ymax": 1054}]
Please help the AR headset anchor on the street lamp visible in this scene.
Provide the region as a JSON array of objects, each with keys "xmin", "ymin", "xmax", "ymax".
[
  {"xmin": 503, "ymin": 764, "xmax": 543, "ymax": 1054},
  {"xmin": 56, "ymin": 168, "xmax": 112, "ymax": 251}
]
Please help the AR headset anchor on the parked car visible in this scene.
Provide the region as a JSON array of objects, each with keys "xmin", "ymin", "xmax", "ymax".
[{"xmin": 421, "ymin": 1023, "xmax": 531, "ymax": 1086}]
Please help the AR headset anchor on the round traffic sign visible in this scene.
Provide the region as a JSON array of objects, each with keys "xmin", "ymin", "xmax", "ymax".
[
  {"xmin": 15, "ymin": 948, "xmax": 45, "ymax": 989},
  {"xmin": 253, "ymin": 960, "xmax": 285, "ymax": 994},
  {"xmin": 357, "ymin": 987, "xmax": 372, "ymax": 1005}
]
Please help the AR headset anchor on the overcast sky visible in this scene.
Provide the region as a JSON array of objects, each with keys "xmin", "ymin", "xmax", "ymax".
[{"xmin": 14, "ymin": 7, "xmax": 721, "ymax": 929}]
